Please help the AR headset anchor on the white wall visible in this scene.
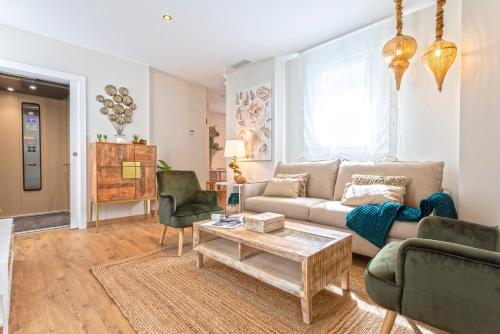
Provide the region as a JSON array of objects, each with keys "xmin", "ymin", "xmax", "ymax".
[
  {"xmin": 225, "ymin": 58, "xmax": 285, "ymax": 182},
  {"xmin": 150, "ymin": 68, "xmax": 208, "ymax": 187},
  {"xmin": 397, "ymin": 1, "xmax": 461, "ymax": 200},
  {"xmin": 459, "ymin": 0, "xmax": 500, "ymax": 226},
  {"xmin": 0, "ymin": 24, "xmax": 150, "ymax": 219}
]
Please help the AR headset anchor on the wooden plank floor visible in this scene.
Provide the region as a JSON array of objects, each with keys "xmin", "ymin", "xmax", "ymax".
[{"xmin": 9, "ymin": 219, "xmax": 184, "ymax": 334}]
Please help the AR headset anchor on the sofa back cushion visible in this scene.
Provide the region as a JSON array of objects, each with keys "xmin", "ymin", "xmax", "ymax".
[
  {"xmin": 274, "ymin": 160, "xmax": 340, "ymax": 200},
  {"xmin": 333, "ymin": 161, "xmax": 444, "ymax": 207}
]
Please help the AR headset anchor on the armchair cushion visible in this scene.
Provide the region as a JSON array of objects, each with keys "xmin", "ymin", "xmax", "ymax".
[
  {"xmin": 174, "ymin": 203, "xmax": 220, "ymax": 217},
  {"xmin": 364, "ymin": 242, "xmax": 402, "ymax": 312},
  {"xmin": 418, "ymin": 216, "xmax": 499, "ymax": 251}
]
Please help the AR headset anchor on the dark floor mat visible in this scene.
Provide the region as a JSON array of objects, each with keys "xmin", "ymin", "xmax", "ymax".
[{"xmin": 13, "ymin": 211, "xmax": 70, "ymax": 233}]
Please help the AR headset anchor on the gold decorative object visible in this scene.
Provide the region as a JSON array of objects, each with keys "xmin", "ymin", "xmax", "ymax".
[
  {"xmin": 422, "ymin": 0, "xmax": 457, "ymax": 92},
  {"xmin": 119, "ymin": 87, "xmax": 129, "ymax": 96},
  {"xmin": 382, "ymin": 0, "xmax": 417, "ymax": 90},
  {"xmin": 224, "ymin": 140, "xmax": 247, "ymax": 184},
  {"xmin": 122, "ymin": 161, "xmax": 141, "ymax": 179},
  {"xmin": 105, "ymin": 85, "xmax": 117, "ymax": 96},
  {"xmin": 96, "ymin": 85, "xmax": 137, "ymax": 136}
]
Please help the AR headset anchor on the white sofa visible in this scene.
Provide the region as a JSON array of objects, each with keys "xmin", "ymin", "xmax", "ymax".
[{"xmin": 241, "ymin": 160, "xmax": 444, "ymax": 257}]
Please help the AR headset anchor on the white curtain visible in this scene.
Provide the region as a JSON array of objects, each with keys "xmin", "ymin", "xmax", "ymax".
[{"xmin": 292, "ymin": 22, "xmax": 398, "ymax": 162}]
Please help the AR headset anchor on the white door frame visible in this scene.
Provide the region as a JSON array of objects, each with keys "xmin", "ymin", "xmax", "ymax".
[{"xmin": 0, "ymin": 59, "xmax": 87, "ymax": 229}]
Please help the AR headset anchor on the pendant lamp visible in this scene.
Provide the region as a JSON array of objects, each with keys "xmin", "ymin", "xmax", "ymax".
[
  {"xmin": 382, "ymin": 0, "xmax": 417, "ymax": 90},
  {"xmin": 422, "ymin": 0, "xmax": 457, "ymax": 92}
]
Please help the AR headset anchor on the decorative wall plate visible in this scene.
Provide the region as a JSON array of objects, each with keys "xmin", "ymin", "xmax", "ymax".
[
  {"xmin": 130, "ymin": 103, "xmax": 137, "ymax": 110},
  {"xmin": 100, "ymin": 107, "xmax": 109, "ymax": 115},
  {"xmin": 113, "ymin": 95, "xmax": 123, "ymax": 103},
  {"xmin": 124, "ymin": 109, "xmax": 133, "ymax": 117},
  {"xmin": 103, "ymin": 99, "xmax": 114, "ymax": 108},
  {"xmin": 119, "ymin": 87, "xmax": 129, "ymax": 96},
  {"xmin": 123, "ymin": 96, "xmax": 133, "ymax": 106},
  {"xmin": 113, "ymin": 104, "xmax": 124, "ymax": 114},
  {"xmin": 96, "ymin": 95, "xmax": 105, "ymax": 102},
  {"xmin": 105, "ymin": 85, "xmax": 117, "ymax": 96}
]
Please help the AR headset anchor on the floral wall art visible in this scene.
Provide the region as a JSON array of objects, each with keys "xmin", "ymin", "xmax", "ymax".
[{"xmin": 235, "ymin": 83, "xmax": 272, "ymax": 161}]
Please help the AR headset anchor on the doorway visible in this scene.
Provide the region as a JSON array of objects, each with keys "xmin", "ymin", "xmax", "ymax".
[
  {"xmin": 0, "ymin": 59, "xmax": 87, "ymax": 230},
  {"xmin": 0, "ymin": 73, "xmax": 70, "ymax": 232}
]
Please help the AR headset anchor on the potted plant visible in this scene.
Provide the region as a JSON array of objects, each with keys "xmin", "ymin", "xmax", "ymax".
[{"xmin": 208, "ymin": 126, "xmax": 223, "ymax": 170}]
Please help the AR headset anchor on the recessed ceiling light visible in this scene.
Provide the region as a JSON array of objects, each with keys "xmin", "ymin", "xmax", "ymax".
[
  {"xmin": 162, "ymin": 14, "xmax": 173, "ymax": 21},
  {"xmin": 7, "ymin": 87, "xmax": 14, "ymax": 92},
  {"xmin": 29, "ymin": 84, "xmax": 37, "ymax": 90}
]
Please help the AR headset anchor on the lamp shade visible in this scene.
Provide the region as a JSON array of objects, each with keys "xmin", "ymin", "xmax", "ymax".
[{"xmin": 224, "ymin": 140, "xmax": 246, "ymax": 158}]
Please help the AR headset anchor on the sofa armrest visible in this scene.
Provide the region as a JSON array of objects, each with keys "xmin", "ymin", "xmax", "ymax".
[
  {"xmin": 195, "ymin": 190, "xmax": 218, "ymax": 206},
  {"xmin": 394, "ymin": 238, "xmax": 500, "ymax": 333},
  {"xmin": 418, "ymin": 216, "xmax": 499, "ymax": 251},
  {"xmin": 241, "ymin": 181, "xmax": 268, "ymax": 211}
]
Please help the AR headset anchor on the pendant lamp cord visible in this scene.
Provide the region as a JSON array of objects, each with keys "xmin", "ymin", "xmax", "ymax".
[
  {"xmin": 436, "ymin": 0, "xmax": 446, "ymax": 40},
  {"xmin": 395, "ymin": 0, "xmax": 403, "ymax": 36}
]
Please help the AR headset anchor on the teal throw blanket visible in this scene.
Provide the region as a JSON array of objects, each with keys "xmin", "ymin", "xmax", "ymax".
[{"xmin": 345, "ymin": 192, "xmax": 457, "ymax": 248}]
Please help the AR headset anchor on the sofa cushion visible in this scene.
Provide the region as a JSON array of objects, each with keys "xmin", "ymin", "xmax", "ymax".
[
  {"xmin": 244, "ymin": 196, "xmax": 328, "ymax": 221},
  {"xmin": 274, "ymin": 160, "xmax": 340, "ymax": 200},
  {"xmin": 309, "ymin": 201, "xmax": 418, "ymax": 239},
  {"xmin": 333, "ymin": 161, "xmax": 444, "ymax": 207}
]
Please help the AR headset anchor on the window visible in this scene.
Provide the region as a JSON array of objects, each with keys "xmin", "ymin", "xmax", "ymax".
[{"xmin": 288, "ymin": 22, "xmax": 398, "ymax": 162}]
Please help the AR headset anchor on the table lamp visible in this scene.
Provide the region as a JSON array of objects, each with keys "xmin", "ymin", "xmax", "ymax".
[{"xmin": 224, "ymin": 140, "xmax": 246, "ymax": 184}]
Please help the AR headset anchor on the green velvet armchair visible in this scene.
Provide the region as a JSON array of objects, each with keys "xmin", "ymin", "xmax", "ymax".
[
  {"xmin": 157, "ymin": 170, "xmax": 223, "ymax": 256},
  {"xmin": 365, "ymin": 216, "xmax": 500, "ymax": 334}
]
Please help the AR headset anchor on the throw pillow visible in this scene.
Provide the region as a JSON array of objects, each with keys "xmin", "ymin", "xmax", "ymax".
[
  {"xmin": 274, "ymin": 173, "xmax": 309, "ymax": 197},
  {"xmin": 351, "ymin": 174, "xmax": 409, "ymax": 188},
  {"xmin": 263, "ymin": 178, "xmax": 300, "ymax": 198},
  {"xmin": 341, "ymin": 183, "xmax": 406, "ymax": 206}
]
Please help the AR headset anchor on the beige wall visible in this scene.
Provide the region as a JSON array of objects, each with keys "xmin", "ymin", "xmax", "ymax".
[
  {"xmin": 150, "ymin": 68, "xmax": 208, "ymax": 187},
  {"xmin": 207, "ymin": 111, "xmax": 226, "ymax": 170},
  {"xmin": 0, "ymin": 91, "xmax": 69, "ymax": 217},
  {"xmin": 459, "ymin": 0, "xmax": 500, "ymax": 226}
]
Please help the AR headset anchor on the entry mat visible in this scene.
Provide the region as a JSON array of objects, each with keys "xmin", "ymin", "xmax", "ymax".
[{"xmin": 13, "ymin": 211, "xmax": 70, "ymax": 233}]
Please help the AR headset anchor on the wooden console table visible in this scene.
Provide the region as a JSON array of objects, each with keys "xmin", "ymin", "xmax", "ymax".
[
  {"xmin": 89, "ymin": 143, "xmax": 158, "ymax": 232},
  {"xmin": 0, "ymin": 218, "xmax": 13, "ymax": 334}
]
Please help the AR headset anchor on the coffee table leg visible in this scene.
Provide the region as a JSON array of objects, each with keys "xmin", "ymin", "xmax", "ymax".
[
  {"xmin": 301, "ymin": 297, "xmax": 312, "ymax": 324},
  {"xmin": 196, "ymin": 252, "xmax": 204, "ymax": 268},
  {"xmin": 341, "ymin": 270, "xmax": 350, "ymax": 291}
]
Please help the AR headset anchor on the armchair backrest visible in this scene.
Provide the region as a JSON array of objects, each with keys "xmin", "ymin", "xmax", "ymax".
[{"xmin": 157, "ymin": 170, "xmax": 201, "ymax": 206}]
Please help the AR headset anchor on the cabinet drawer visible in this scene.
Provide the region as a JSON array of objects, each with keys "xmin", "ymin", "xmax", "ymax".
[
  {"xmin": 96, "ymin": 143, "xmax": 134, "ymax": 167},
  {"xmin": 97, "ymin": 167, "xmax": 136, "ymax": 202},
  {"xmin": 134, "ymin": 145, "xmax": 156, "ymax": 166},
  {"xmin": 135, "ymin": 166, "xmax": 157, "ymax": 199}
]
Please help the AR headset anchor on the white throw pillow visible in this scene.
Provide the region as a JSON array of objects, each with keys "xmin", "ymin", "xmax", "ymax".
[
  {"xmin": 341, "ymin": 183, "xmax": 405, "ymax": 206},
  {"xmin": 263, "ymin": 178, "xmax": 300, "ymax": 198}
]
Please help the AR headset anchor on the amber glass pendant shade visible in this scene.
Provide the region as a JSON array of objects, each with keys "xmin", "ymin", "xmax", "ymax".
[
  {"xmin": 381, "ymin": 0, "xmax": 417, "ymax": 90},
  {"xmin": 422, "ymin": 0, "xmax": 457, "ymax": 92}
]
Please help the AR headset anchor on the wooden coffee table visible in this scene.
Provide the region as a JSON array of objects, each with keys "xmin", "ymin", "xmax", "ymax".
[{"xmin": 193, "ymin": 218, "xmax": 352, "ymax": 324}]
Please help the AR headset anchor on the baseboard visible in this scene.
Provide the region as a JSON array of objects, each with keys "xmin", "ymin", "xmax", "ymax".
[{"xmin": 87, "ymin": 210, "xmax": 158, "ymax": 228}]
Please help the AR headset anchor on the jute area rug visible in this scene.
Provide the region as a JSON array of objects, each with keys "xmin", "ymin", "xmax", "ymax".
[{"xmin": 92, "ymin": 249, "xmax": 445, "ymax": 334}]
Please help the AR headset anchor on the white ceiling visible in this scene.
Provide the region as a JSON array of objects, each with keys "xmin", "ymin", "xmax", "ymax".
[{"xmin": 0, "ymin": 0, "xmax": 433, "ymax": 93}]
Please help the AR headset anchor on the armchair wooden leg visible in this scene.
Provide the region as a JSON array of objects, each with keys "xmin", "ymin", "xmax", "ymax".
[
  {"xmin": 178, "ymin": 228, "xmax": 184, "ymax": 256},
  {"xmin": 380, "ymin": 310, "xmax": 397, "ymax": 334},
  {"xmin": 159, "ymin": 225, "xmax": 167, "ymax": 245}
]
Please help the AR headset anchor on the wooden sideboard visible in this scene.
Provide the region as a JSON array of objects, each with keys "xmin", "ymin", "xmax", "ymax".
[{"xmin": 89, "ymin": 143, "xmax": 157, "ymax": 231}]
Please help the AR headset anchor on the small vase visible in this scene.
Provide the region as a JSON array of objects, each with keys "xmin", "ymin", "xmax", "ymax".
[
  {"xmin": 234, "ymin": 174, "xmax": 246, "ymax": 184},
  {"xmin": 114, "ymin": 134, "xmax": 126, "ymax": 143}
]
